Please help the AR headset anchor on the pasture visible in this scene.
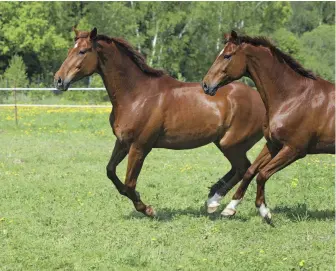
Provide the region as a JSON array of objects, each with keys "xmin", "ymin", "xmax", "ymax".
[{"xmin": 0, "ymin": 107, "xmax": 334, "ymax": 270}]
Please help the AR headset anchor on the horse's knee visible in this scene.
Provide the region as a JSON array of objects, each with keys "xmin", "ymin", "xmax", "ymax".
[
  {"xmin": 242, "ymin": 167, "xmax": 256, "ymax": 181},
  {"xmin": 256, "ymin": 170, "xmax": 267, "ymax": 185}
]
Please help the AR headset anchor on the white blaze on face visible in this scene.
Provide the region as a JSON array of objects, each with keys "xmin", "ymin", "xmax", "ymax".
[
  {"xmin": 74, "ymin": 43, "xmax": 78, "ymax": 49},
  {"xmin": 216, "ymin": 48, "xmax": 224, "ymax": 60}
]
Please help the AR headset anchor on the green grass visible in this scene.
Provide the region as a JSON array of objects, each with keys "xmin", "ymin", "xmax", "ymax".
[{"xmin": 0, "ymin": 107, "xmax": 334, "ymax": 271}]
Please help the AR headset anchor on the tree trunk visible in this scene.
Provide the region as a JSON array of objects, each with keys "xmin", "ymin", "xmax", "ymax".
[
  {"xmin": 130, "ymin": 1, "xmax": 141, "ymax": 52},
  {"xmin": 150, "ymin": 19, "xmax": 159, "ymax": 66},
  {"xmin": 216, "ymin": 5, "xmax": 223, "ymax": 51}
]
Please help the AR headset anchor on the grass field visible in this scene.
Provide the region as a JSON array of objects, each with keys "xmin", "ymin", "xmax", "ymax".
[{"xmin": 0, "ymin": 106, "xmax": 334, "ymax": 271}]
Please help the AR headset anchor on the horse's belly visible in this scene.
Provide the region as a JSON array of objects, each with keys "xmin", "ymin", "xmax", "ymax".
[
  {"xmin": 154, "ymin": 128, "xmax": 219, "ymax": 150},
  {"xmin": 308, "ymin": 141, "xmax": 335, "ymax": 154},
  {"xmin": 156, "ymin": 106, "xmax": 224, "ymax": 149},
  {"xmin": 154, "ymin": 136, "xmax": 216, "ymax": 150}
]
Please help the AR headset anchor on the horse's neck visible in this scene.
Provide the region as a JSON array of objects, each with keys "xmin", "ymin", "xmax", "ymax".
[
  {"xmin": 246, "ymin": 48, "xmax": 300, "ymax": 111},
  {"xmin": 97, "ymin": 45, "xmax": 150, "ymax": 108}
]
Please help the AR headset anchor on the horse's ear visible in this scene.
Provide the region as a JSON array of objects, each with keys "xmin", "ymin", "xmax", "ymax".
[
  {"xmin": 231, "ymin": 30, "xmax": 238, "ymax": 41},
  {"xmin": 72, "ymin": 25, "xmax": 79, "ymax": 37},
  {"xmin": 90, "ymin": 27, "xmax": 97, "ymax": 40},
  {"xmin": 224, "ymin": 33, "xmax": 231, "ymax": 43}
]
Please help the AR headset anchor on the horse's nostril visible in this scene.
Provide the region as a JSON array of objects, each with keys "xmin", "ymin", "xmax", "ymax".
[
  {"xmin": 202, "ymin": 82, "xmax": 208, "ymax": 92},
  {"xmin": 57, "ymin": 77, "xmax": 62, "ymax": 84}
]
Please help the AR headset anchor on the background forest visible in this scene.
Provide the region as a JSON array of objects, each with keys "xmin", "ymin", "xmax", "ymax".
[{"xmin": 0, "ymin": 1, "xmax": 334, "ymax": 102}]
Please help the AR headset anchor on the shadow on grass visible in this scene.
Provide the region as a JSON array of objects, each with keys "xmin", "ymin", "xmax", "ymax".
[
  {"xmin": 124, "ymin": 203, "xmax": 334, "ymax": 224},
  {"xmin": 124, "ymin": 204, "xmax": 250, "ymax": 222},
  {"xmin": 273, "ymin": 203, "xmax": 335, "ymax": 222}
]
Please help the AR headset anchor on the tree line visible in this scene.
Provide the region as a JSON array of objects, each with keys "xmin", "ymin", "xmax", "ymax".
[{"xmin": 0, "ymin": 1, "xmax": 334, "ymax": 91}]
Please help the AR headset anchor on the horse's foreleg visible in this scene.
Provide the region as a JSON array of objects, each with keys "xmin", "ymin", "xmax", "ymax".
[
  {"xmin": 221, "ymin": 143, "xmax": 272, "ymax": 217},
  {"xmin": 106, "ymin": 140, "xmax": 128, "ymax": 195},
  {"xmin": 255, "ymin": 145, "xmax": 299, "ymax": 225},
  {"xmin": 124, "ymin": 144, "xmax": 155, "ymax": 217}
]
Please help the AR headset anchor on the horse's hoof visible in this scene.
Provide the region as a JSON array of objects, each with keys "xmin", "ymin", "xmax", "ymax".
[
  {"xmin": 206, "ymin": 194, "xmax": 221, "ymax": 214},
  {"xmin": 264, "ymin": 214, "xmax": 275, "ymax": 227},
  {"xmin": 145, "ymin": 206, "xmax": 156, "ymax": 217},
  {"xmin": 207, "ymin": 205, "xmax": 219, "ymax": 214},
  {"xmin": 221, "ymin": 208, "xmax": 236, "ymax": 217},
  {"xmin": 207, "ymin": 201, "xmax": 220, "ymax": 214}
]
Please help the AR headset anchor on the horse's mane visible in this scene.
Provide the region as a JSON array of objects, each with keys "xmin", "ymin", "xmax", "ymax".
[
  {"xmin": 233, "ymin": 34, "xmax": 316, "ymax": 80},
  {"xmin": 75, "ymin": 31, "xmax": 165, "ymax": 77},
  {"xmin": 96, "ymin": 34, "xmax": 165, "ymax": 77}
]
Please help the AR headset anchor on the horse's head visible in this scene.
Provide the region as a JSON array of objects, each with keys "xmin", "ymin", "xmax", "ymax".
[
  {"xmin": 54, "ymin": 27, "xmax": 99, "ymax": 91},
  {"xmin": 202, "ymin": 30, "xmax": 247, "ymax": 96}
]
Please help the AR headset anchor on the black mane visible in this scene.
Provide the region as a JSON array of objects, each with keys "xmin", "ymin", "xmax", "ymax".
[
  {"xmin": 96, "ymin": 34, "xmax": 165, "ymax": 77},
  {"xmin": 234, "ymin": 35, "xmax": 316, "ymax": 80}
]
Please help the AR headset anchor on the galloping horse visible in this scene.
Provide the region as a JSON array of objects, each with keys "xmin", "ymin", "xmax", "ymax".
[
  {"xmin": 202, "ymin": 30, "xmax": 335, "ymax": 225},
  {"xmin": 54, "ymin": 28, "xmax": 265, "ymax": 216}
]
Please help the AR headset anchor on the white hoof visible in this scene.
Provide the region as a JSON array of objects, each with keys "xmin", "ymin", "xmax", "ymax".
[
  {"xmin": 221, "ymin": 208, "xmax": 236, "ymax": 217},
  {"xmin": 207, "ymin": 204, "xmax": 220, "ymax": 214},
  {"xmin": 221, "ymin": 199, "xmax": 242, "ymax": 217},
  {"xmin": 207, "ymin": 193, "xmax": 222, "ymax": 213},
  {"xmin": 258, "ymin": 203, "xmax": 271, "ymax": 218}
]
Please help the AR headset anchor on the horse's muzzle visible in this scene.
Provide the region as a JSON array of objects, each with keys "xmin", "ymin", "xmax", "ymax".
[
  {"xmin": 54, "ymin": 77, "xmax": 69, "ymax": 91},
  {"xmin": 202, "ymin": 81, "xmax": 218, "ymax": 96}
]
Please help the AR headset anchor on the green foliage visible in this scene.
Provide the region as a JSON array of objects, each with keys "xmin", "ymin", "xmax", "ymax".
[
  {"xmin": 0, "ymin": 2, "xmax": 81, "ymax": 84},
  {"xmin": 299, "ymin": 24, "xmax": 335, "ymax": 82},
  {"xmin": 0, "ymin": 2, "xmax": 334, "ymax": 90},
  {"xmin": 61, "ymin": 75, "xmax": 107, "ymax": 104},
  {"xmin": 289, "ymin": 2, "xmax": 335, "ymax": 35},
  {"xmin": 271, "ymin": 28, "xmax": 301, "ymax": 58},
  {"xmin": 0, "ymin": 74, "xmax": 10, "ymax": 102},
  {"xmin": 261, "ymin": 2, "xmax": 292, "ymax": 34},
  {"xmin": 0, "ymin": 55, "xmax": 28, "ymax": 103},
  {"xmin": 3, "ymin": 55, "xmax": 28, "ymax": 87}
]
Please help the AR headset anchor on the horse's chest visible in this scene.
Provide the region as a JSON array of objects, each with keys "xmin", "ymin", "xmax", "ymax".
[
  {"xmin": 111, "ymin": 119, "xmax": 135, "ymax": 145},
  {"xmin": 266, "ymin": 114, "xmax": 293, "ymax": 146}
]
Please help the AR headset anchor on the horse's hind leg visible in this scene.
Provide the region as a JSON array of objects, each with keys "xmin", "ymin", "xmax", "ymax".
[
  {"xmin": 106, "ymin": 140, "xmax": 128, "ymax": 195},
  {"xmin": 208, "ymin": 167, "xmax": 235, "ymax": 198},
  {"xmin": 254, "ymin": 145, "xmax": 299, "ymax": 225},
  {"xmin": 207, "ymin": 143, "xmax": 251, "ymax": 213},
  {"xmin": 207, "ymin": 167, "xmax": 236, "ymax": 213},
  {"xmin": 123, "ymin": 144, "xmax": 155, "ymax": 217}
]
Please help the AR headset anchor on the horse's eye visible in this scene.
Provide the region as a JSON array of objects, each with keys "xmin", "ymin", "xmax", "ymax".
[
  {"xmin": 223, "ymin": 55, "xmax": 231, "ymax": 60},
  {"xmin": 79, "ymin": 50, "xmax": 86, "ymax": 55}
]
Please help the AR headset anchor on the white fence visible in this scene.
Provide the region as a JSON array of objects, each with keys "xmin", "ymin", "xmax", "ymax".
[
  {"xmin": 0, "ymin": 87, "xmax": 105, "ymax": 91},
  {"xmin": 0, "ymin": 104, "xmax": 110, "ymax": 108},
  {"xmin": 0, "ymin": 87, "xmax": 108, "ymax": 108},
  {"xmin": 0, "ymin": 88, "xmax": 110, "ymax": 125}
]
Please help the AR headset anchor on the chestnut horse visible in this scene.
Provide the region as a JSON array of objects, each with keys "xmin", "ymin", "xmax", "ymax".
[
  {"xmin": 202, "ymin": 30, "xmax": 335, "ymax": 225},
  {"xmin": 54, "ymin": 28, "xmax": 265, "ymax": 216}
]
